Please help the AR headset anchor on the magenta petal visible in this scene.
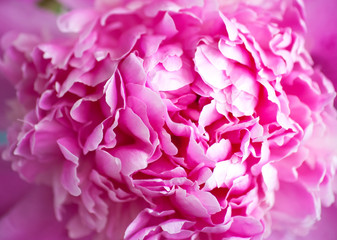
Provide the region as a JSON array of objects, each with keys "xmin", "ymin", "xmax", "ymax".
[
  {"xmin": 172, "ymin": 188, "xmax": 209, "ymax": 218},
  {"xmin": 160, "ymin": 219, "xmax": 187, "ymax": 234},
  {"xmin": 83, "ymin": 123, "xmax": 104, "ymax": 154},
  {"xmin": 61, "ymin": 161, "xmax": 81, "ymax": 196},
  {"xmin": 113, "ymin": 147, "xmax": 148, "ymax": 175},
  {"xmin": 229, "ymin": 216, "xmax": 264, "ymax": 237},
  {"xmin": 218, "ymin": 39, "xmax": 251, "ymax": 66},
  {"xmin": 120, "ymin": 53, "xmax": 146, "ymax": 85},
  {"xmin": 194, "ymin": 190, "xmax": 221, "ymax": 215},
  {"xmin": 107, "ymin": 25, "xmax": 147, "ymax": 60},
  {"xmin": 57, "ymin": 9, "xmax": 98, "ymax": 33},
  {"xmin": 57, "ymin": 137, "xmax": 80, "ymax": 163},
  {"xmin": 194, "ymin": 44, "xmax": 231, "ymax": 89},
  {"xmin": 119, "ymin": 108, "xmax": 151, "ymax": 144},
  {"xmin": 95, "ymin": 149, "xmax": 122, "ymax": 181},
  {"xmin": 155, "ymin": 12, "xmax": 178, "ymax": 38},
  {"xmin": 206, "ymin": 139, "xmax": 231, "ymax": 162},
  {"xmin": 39, "ymin": 44, "xmax": 73, "ymax": 70}
]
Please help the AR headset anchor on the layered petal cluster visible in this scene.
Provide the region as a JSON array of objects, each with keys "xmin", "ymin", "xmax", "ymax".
[{"xmin": 1, "ymin": 0, "xmax": 337, "ymax": 239}]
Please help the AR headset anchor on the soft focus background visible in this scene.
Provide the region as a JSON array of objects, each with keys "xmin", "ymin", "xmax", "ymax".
[
  {"xmin": 0, "ymin": 0, "xmax": 336, "ymax": 239},
  {"xmin": 298, "ymin": 0, "xmax": 337, "ymax": 239},
  {"xmin": 305, "ymin": 0, "xmax": 337, "ymax": 106},
  {"xmin": 0, "ymin": 1, "xmax": 71, "ymax": 239}
]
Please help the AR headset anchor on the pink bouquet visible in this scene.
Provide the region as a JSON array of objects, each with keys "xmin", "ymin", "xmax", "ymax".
[{"xmin": 1, "ymin": 0, "xmax": 337, "ymax": 239}]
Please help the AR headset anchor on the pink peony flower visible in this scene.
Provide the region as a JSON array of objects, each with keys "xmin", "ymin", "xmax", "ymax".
[{"xmin": 1, "ymin": 0, "xmax": 337, "ymax": 239}]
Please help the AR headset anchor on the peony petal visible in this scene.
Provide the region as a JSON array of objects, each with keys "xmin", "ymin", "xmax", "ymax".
[
  {"xmin": 95, "ymin": 149, "xmax": 122, "ymax": 181},
  {"xmin": 61, "ymin": 161, "xmax": 81, "ymax": 196},
  {"xmin": 229, "ymin": 216, "xmax": 264, "ymax": 237}
]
